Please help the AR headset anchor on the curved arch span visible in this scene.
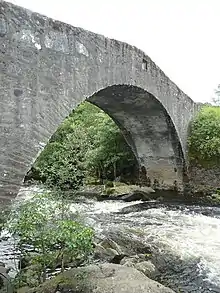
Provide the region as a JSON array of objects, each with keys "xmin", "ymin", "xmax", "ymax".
[{"xmin": 0, "ymin": 1, "xmax": 196, "ymax": 201}]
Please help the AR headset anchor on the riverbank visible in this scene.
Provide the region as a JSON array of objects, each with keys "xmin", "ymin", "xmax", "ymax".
[{"xmin": 73, "ymin": 182, "xmax": 220, "ymax": 207}]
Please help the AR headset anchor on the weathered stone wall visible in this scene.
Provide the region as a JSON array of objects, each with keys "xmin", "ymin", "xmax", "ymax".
[
  {"xmin": 189, "ymin": 165, "xmax": 220, "ymax": 192},
  {"xmin": 0, "ymin": 1, "xmax": 197, "ymax": 201}
]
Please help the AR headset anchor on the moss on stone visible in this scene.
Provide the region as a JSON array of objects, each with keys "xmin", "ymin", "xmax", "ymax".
[
  {"xmin": 24, "ymin": 270, "xmax": 90, "ymax": 293},
  {"xmin": 106, "ymin": 184, "xmax": 154, "ymax": 196}
]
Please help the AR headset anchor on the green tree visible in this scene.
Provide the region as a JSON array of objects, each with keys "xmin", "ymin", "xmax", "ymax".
[
  {"xmin": 34, "ymin": 127, "xmax": 88, "ymax": 190},
  {"xmin": 28, "ymin": 102, "xmax": 137, "ymax": 189},
  {"xmin": 7, "ymin": 193, "xmax": 94, "ymax": 286},
  {"xmin": 85, "ymin": 119, "xmax": 136, "ymax": 181},
  {"xmin": 188, "ymin": 105, "xmax": 220, "ymax": 166}
]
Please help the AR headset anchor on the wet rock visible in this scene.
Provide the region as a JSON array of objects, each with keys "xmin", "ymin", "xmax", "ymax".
[
  {"xmin": 109, "ymin": 254, "xmax": 127, "ymax": 264},
  {"xmin": 102, "ymin": 185, "xmax": 155, "ymax": 201},
  {"xmin": 94, "ymin": 244, "xmax": 119, "ymax": 262},
  {"xmin": 120, "ymin": 255, "xmax": 159, "ymax": 278},
  {"xmin": 99, "ymin": 238, "xmax": 123, "ymax": 254},
  {"xmin": 119, "ymin": 201, "xmax": 160, "ymax": 214},
  {"xmin": 156, "ymin": 196, "xmax": 164, "ymax": 202},
  {"xmin": 74, "ymin": 185, "xmax": 105, "ymax": 200},
  {"xmin": 74, "ymin": 184, "xmax": 157, "ymax": 202},
  {"xmin": 102, "ymin": 230, "xmax": 152, "ymax": 255},
  {"xmin": 94, "ymin": 239, "xmax": 126, "ymax": 263},
  {"xmin": 120, "ymin": 191, "xmax": 150, "ymax": 202},
  {"xmin": 120, "ymin": 255, "xmax": 140, "ymax": 266},
  {"xmin": 135, "ymin": 261, "xmax": 159, "ymax": 279},
  {"xmin": 30, "ymin": 263, "xmax": 175, "ymax": 293},
  {"xmin": 0, "ymin": 262, "xmax": 12, "ymax": 292}
]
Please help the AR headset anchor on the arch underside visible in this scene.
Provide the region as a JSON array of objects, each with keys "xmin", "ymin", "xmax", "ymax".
[{"xmin": 88, "ymin": 85, "xmax": 185, "ymax": 188}]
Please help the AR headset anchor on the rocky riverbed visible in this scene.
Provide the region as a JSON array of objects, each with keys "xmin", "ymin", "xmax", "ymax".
[{"xmin": 1, "ymin": 186, "xmax": 220, "ymax": 292}]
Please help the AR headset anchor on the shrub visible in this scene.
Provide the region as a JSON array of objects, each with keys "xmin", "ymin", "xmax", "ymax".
[
  {"xmin": 104, "ymin": 181, "xmax": 114, "ymax": 188},
  {"xmin": 7, "ymin": 193, "xmax": 94, "ymax": 287},
  {"xmin": 188, "ymin": 105, "xmax": 220, "ymax": 167}
]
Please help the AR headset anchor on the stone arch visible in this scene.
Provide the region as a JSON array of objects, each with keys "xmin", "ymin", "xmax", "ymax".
[
  {"xmin": 24, "ymin": 84, "xmax": 185, "ymax": 191},
  {"xmin": 0, "ymin": 1, "xmax": 197, "ymax": 201},
  {"xmin": 87, "ymin": 85, "xmax": 185, "ymax": 188}
]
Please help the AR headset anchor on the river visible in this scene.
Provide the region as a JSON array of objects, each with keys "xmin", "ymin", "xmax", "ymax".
[{"xmin": 1, "ymin": 186, "xmax": 220, "ymax": 293}]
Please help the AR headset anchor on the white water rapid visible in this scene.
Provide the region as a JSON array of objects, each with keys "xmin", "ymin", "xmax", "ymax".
[{"xmin": 0, "ymin": 186, "xmax": 220, "ymax": 293}]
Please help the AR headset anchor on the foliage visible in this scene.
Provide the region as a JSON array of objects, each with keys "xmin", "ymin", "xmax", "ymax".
[
  {"xmin": 104, "ymin": 181, "xmax": 114, "ymax": 188},
  {"xmin": 7, "ymin": 193, "xmax": 94, "ymax": 286},
  {"xmin": 188, "ymin": 105, "xmax": 220, "ymax": 166},
  {"xmin": 34, "ymin": 128, "xmax": 87, "ymax": 190},
  {"xmin": 30, "ymin": 102, "xmax": 137, "ymax": 189},
  {"xmin": 84, "ymin": 113, "xmax": 136, "ymax": 182}
]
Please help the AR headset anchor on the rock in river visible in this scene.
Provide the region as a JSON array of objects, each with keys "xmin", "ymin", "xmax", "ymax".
[{"xmin": 24, "ymin": 263, "xmax": 175, "ymax": 293}]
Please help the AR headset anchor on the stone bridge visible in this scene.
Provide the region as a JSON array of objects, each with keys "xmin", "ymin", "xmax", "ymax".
[{"xmin": 0, "ymin": 1, "xmax": 198, "ymax": 202}]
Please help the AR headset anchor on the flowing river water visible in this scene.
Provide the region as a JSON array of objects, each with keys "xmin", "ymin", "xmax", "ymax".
[{"xmin": 1, "ymin": 186, "xmax": 220, "ymax": 293}]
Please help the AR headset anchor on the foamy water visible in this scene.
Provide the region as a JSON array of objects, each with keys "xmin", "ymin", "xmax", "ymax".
[
  {"xmin": 1, "ymin": 186, "xmax": 220, "ymax": 292},
  {"xmin": 121, "ymin": 208, "xmax": 220, "ymax": 287},
  {"xmin": 69, "ymin": 199, "xmax": 220, "ymax": 291}
]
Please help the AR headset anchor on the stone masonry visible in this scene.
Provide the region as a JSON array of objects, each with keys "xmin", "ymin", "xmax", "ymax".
[{"xmin": 0, "ymin": 1, "xmax": 198, "ymax": 202}]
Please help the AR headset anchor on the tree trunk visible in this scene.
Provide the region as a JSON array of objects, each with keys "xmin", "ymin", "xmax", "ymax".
[
  {"xmin": 98, "ymin": 168, "xmax": 101, "ymax": 184},
  {"xmin": 41, "ymin": 240, "xmax": 47, "ymax": 282},
  {"xmin": 61, "ymin": 251, "xmax": 65, "ymax": 273},
  {"xmin": 42, "ymin": 267, "xmax": 47, "ymax": 282},
  {"xmin": 113, "ymin": 161, "xmax": 117, "ymax": 185}
]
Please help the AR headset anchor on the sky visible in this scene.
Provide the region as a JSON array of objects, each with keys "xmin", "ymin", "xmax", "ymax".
[{"xmin": 8, "ymin": 0, "xmax": 220, "ymax": 103}]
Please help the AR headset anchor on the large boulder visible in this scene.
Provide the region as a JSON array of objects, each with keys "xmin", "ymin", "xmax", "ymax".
[
  {"xmin": 103, "ymin": 185, "xmax": 155, "ymax": 201},
  {"xmin": 102, "ymin": 230, "xmax": 151, "ymax": 255},
  {"xmin": 135, "ymin": 260, "xmax": 159, "ymax": 279},
  {"xmin": 94, "ymin": 244, "xmax": 119, "ymax": 262},
  {"xmin": 120, "ymin": 191, "xmax": 150, "ymax": 202},
  {"xmin": 73, "ymin": 184, "xmax": 156, "ymax": 202},
  {"xmin": 99, "ymin": 238, "xmax": 123, "ymax": 254},
  {"xmin": 94, "ymin": 239, "xmax": 126, "ymax": 263},
  {"xmin": 74, "ymin": 185, "xmax": 104, "ymax": 200},
  {"xmin": 29, "ymin": 263, "xmax": 175, "ymax": 293},
  {"xmin": 120, "ymin": 255, "xmax": 159, "ymax": 279}
]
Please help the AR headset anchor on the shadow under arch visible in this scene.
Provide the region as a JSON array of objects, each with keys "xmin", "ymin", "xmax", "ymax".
[{"xmin": 87, "ymin": 84, "xmax": 186, "ymax": 189}]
